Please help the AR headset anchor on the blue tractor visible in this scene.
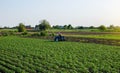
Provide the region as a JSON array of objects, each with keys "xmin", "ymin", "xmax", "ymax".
[{"xmin": 54, "ymin": 35, "xmax": 65, "ymax": 41}]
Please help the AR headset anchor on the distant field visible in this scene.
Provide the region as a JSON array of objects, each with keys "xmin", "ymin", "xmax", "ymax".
[
  {"xmin": 63, "ymin": 34, "xmax": 120, "ymax": 40},
  {"xmin": 0, "ymin": 36, "xmax": 119, "ymax": 73},
  {"xmin": 47, "ymin": 29, "xmax": 120, "ymax": 40},
  {"xmin": 0, "ymin": 29, "xmax": 17, "ymax": 32},
  {"xmin": 1, "ymin": 28, "xmax": 120, "ymax": 45},
  {"xmin": 47, "ymin": 29, "xmax": 99, "ymax": 32},
  {"xmin": 48, "ymin": 28, "xmax": 116, "ymax": 33}
]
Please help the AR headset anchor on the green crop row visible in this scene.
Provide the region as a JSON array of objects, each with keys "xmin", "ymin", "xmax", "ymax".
[{"xmin": 0, "ymin": 36, "xmax": 120, "ymax": 73}]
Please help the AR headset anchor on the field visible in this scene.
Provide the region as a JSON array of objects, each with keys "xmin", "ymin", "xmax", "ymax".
[
  {"xmin": 62, "ymin": 33, "xmax": 120, "ymax": 40},
  {"xmin": 0, "ymin": 29, "xmax": 17, "ymax": 32},
  {"xmin": 48, "ymin": 29, "xmax": 120, "ymax": 40},
  {"xmin": 0, "ymin": 36, "xmax": 120, "ymax": 73},
  {"xmin": 46, "ymin": 29, "xmax": 120, "ymax": 46}
]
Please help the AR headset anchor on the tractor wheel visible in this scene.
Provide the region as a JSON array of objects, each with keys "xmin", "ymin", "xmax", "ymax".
[{"xmin": 55, "ymin": 38, "xmax": 59, "ymax": 42}]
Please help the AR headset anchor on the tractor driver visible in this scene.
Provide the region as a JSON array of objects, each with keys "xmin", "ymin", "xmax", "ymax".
[{"xmin": 58, "ymin": 32, "xmax": 62, "ymax": 37}]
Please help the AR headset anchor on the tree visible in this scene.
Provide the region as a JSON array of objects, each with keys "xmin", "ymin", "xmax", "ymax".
[
  {"xmin": 76, "ymin": 26, "xmax": 84, "ymax": 29},
  {"xmin": 39, "ymin": 20, "xmax": 51, "ymax": 31},
  {"xmin": 18, "ymin": 23, "xmax": 26, "ymax": 32},
  {"xmin": 89, "ymin": 26, "xmax": 94, "ymax": 29},
  {"xmin": 53, "ymin": 25, "xmax": 64, "ymax": 29},
  {"xmin": 113, "ymin": 26, "xmax": 120, "ymax": 32},
  {"xmin": 109, "ymin": 25, "xmax": 114, "ymax": 29},
  {"xmin": 63, "ymin": 25, "xmax": 68, "ymax": 29},
  {"xmin": 67, "ymin": 24, "xmax": 73, "ymax": 29},
  {"xmin": 98, "ymin": 25, "xmax": 107, "ymax": 31}
]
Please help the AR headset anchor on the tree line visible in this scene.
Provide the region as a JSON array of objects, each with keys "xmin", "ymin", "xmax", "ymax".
[
  {"xmin": 18, "ymin": 20, "xmax": 120, "ymax": 32},
  {"xmin": 1, "ymin": 19, "xmax": 119, "ymax": 32}
]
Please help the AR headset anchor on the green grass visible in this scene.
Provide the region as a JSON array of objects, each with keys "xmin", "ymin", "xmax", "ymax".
[
  {"xmin": 0, "ymin": 29, "xmax": 17, "ymax": 32},
  {"xmin": 48, "ymin": 29, "xmax": 120, "ymax": 40},
  {"xmin": 64, "ymin": 34, "xmax": 120, "ymax": 40},
  {"xmin": 0, "ymin": 36, "xmax": 120, "ymax": 73},
  {"xmin": 48, "ymin": 29, "xmax": 115, "ymax": 32},
  {"xmin": 47, "ymin": 29, "xmax": 99, "ymax": 32}
]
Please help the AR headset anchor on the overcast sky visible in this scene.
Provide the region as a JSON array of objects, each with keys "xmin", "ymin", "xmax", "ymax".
[{"xmin": 0, "ymin": 0, "xmax": 120, "ymax": 27}]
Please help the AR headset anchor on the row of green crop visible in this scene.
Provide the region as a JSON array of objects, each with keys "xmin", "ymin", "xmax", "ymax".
[{"xmin": 0, "ymin": 36, "xmax": 120, "ymax": 73}]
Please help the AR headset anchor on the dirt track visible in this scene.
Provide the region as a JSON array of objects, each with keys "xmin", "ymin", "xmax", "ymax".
[
  {"xmin": 27, "ymin": 36, "xmax": 120, "ymax": 46},
  {"xmin": 65, "ymin": 37, "xmax": 120, "ymax": 46}
]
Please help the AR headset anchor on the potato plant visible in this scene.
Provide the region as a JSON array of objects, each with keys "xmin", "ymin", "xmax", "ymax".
[{"xmin": 0, "ymin": 36, "xmax": 120, "ymax": 73}]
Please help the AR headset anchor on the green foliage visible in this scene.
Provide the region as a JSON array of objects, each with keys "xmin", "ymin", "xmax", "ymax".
[
  {"xmin": 49, "ymin": 32, "xmax": 55, "ymax": 36},
  {"xmin": 89, "ymin": 26, "xmax": 95, "ymax": 29},
  {"xmin": 21, "ymin": 32, "xmax": 28, "ymax": 35},
  {"xmin": 98, "ymin": 25, "xmax": 107, "ymax": 31},
  {"xmin": 109, "ymin": 25, "xmax": 114, "ymax": 29},
  {"xmin": 64, "ymin": 34, "xmax": 120, "ymax": 40},
  {"xmin": 40, "ymin": 31, "xmax": 47, "ymax": 36},
  {"xmin": 63, "ymin": 24, "xmax": 73, "ymax": 29},
  {"xmin": 53, "ymin": 24, "xmax": 73, "ymax": 29},
  {"xmin": 0, "ymin": 36, "xmax": 119, "ymax": 73},
  {"xmin": 1, "ymin": 31, "xmax": 15, "ymax": 36},
  {"xmin": 18, "ymin": 23, "xmax": 26, "ymax": 32},
  {"xmin": 113, "ymin": 26, "xmax": 120, "ymax": 32},
  {"xmin": 107, "ymin": 25, "xmax": 120, "ymax": 32},
  {"xmin": 39, "ymin": 20, "xmax": 51, "ymax": 31},
  {"xmin": 52, "ymin": 25, "xmax": 63, "ymax": 29},
  {"xmin": 31, "ymin": 31, "xmax": 48, "ymax": 37},
  {"xmin": 31, "ymin": 33, "xmax": 40, "ymax": 36},
  {"xmin": 63, "ymin": 25, "xmax": 68, "ymax": 29},
  {"xmin": 67, "ymin": 24, "xmax": 73, "ymax": 29},
  {"xmin": 76, "ymin": 26, "xmax": 84, "ymax": 29}
]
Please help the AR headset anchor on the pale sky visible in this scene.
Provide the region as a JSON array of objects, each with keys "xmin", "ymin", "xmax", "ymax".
[{"xmin": 0, "ymin": 0, "xmax": 120, "ymax": 27}]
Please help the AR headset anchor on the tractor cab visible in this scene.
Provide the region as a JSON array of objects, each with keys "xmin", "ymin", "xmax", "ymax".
[{"xmin": 54, "ymin": 33, "xmax": 65, "ymax": 41}]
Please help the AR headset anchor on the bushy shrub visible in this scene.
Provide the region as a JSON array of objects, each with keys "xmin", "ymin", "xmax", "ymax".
[
  {"xmin": 98, "ymin": 25, "xmax": 107, "ymax": 31},
  {"xmin": 9, "ymin": 31, "xmax": 15, "ymax": 35},
  {"xmin": 21, "ymin": 32, "xmax": 28, "ymax": 35},
  {"xmin": 49, "ymin": 32, "xmax": 55, "ymax": 36},
  {"xmin": 39, "ymin": 20, "xmax": 51, "ymax": 31},
  {"xmin": 1, "ymin": 31, "xmax": 9, "ymax": 36},
  {"xmin": 40, "ymin": 31, "xmax": 47, "ymax": 36},
  {"xmin": 18, "ymin": 23, "xmax": 26, "ymax": 32},
  {"xmin": 1, "ymin": 31, "xmax": 15, "ymax": 36},
  {"xmin": 113, "ymin": 26, "xmax": 120, "ymax": 32},
  {"xmin": 31, "ymin": 31, "xmax": 48, "ymax": 37},
  {"xmin": 31, "ymin": 33, "xmax": 40, "ymax": 36}
]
